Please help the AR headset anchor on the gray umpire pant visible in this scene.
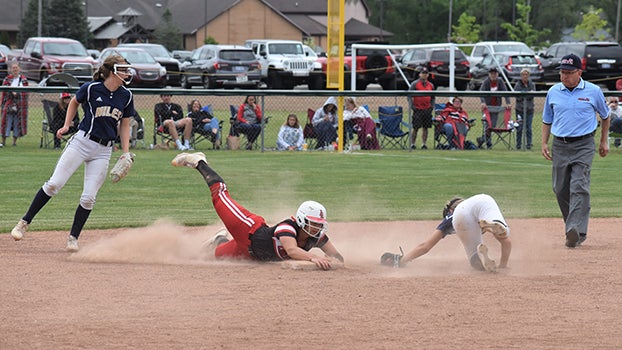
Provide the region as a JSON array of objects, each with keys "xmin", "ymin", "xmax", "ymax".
[{"xmin": 551, "ymin": 136, "xmax": 594, "ymax": 235}]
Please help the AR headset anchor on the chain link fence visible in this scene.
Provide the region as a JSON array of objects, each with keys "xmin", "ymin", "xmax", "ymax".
[{"xmin": 2, "ymin": 86, "xmax": 619, "ymax": 152}]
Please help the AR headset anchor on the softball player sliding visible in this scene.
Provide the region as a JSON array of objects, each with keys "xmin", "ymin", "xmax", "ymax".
[
  {"xmin": 10, "ymin": 54, "xmax": 136, "ymax": 252},
  {"xmin": 171, "ymin": 152, "xmax": 344, "ymax": 270},
  {"xmin": 381, "ymin": 194, "xmax": 512, "ymax": 272}
]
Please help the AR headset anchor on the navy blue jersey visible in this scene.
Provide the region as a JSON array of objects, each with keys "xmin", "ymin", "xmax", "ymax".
[
  {"xmin": 436, "ymin": 215, "xmax": 456, "ymax": 237},
  {"xmin": 76, "ymin": 81, "xmax": 136, "ymax": 141}
]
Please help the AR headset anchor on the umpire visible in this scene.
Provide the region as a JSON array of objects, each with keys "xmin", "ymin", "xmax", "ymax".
[{"xmin": 541, "ymin": 53, "xmax": 610, "ymax": 248}]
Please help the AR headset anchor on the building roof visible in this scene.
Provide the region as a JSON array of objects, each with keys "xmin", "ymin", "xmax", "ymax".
[
  {"xmin": 346, "ymin": 18, "xmax": 393, "ymax": 38},
  {"xmin": 285, "ymin": 15, "xmax": 326, "ymax": 36},
  {"xmin": 88, "ymin": 17, "xmax": 115, "ymax": 33}
]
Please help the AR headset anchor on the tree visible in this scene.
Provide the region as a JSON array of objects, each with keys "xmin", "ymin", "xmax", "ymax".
[
  {"xmin": 573, "ymin": 7, "xmax": 610, "ymax": 41},
  {"xmin": 152, "ymin": 9, "xmax": 183, "ymax": 51},
  {"xmin": 452, "ymin": 13, "xmax": 481, "ymax": 45},
  {"xmin": 19, "ymin": 0, "xmax": 92, "ymax": 47},
  {"xmin": 500, "ymin": 0, "xmax": 551, "ymax": 48},
  {"xmin": 18, "ymin": 0, "xmax": 40, "ymax": 46},
  {"xmin": 204, "ymin": 36, "xmax": 218, "ymax": 45}
]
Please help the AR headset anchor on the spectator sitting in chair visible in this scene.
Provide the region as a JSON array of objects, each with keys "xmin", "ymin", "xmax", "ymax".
[
  {"xmin": 436, "ymin": 97, "xmax": 473, "ymax": 150},
  {"xmin": 608, "ymin": 96, "xmax": 622, "ymax": 148},
  {"xmin": 343, "ymin": 96, "xmax": 379, "ymax": 150},
  {"xmin": 236, "ymin": 95, "xmax": 263, "ymax": 150},
  {"xmin": 187, "ymin": 99, "xmax": 221, "ymax": 149},
  {"xmin": 154, "ymin": 94, "xmax": 193, "ymax": 150},
  {"xmin": 51, "ymin": 92, "xmax": 79, "ymax": 149},
  {"xmin": 277, "ymin": 113, "xmax": 304, "ymax": 151},
  {"xmin": 312, "ymin": 97, "xmax": 338, "ymax": 149}
]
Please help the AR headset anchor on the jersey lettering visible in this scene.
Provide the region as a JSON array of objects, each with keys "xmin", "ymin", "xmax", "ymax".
[{"xmin": 94, "ymin": 106, "xmax": 123, "ymax": 120}]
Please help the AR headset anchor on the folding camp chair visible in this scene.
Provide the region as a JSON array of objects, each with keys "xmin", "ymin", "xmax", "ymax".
[
  {"xmin": 229, "ymin": 105, "xmax": 270, "ymax": 150},
  {"xmin": 188, "ymin": 104, "xmax": 223, "ymax": 149},
  {"xmin": 377, "ymin": 106, "xmax": 409, "ymax": 149},
  {"xmin": 432, "ymin": 103, "xmax": 448, "ymax": 149},
  {"xmin": 479, "ymin": 107, "xmax": 516, "ymax": 149},
  {"xmin": 304, "ymin": 108, "xmax": 318, "ymax": 149},
  {"xmin": 40, "ymin": 99, "xmax": 78, "ymax": 149}
]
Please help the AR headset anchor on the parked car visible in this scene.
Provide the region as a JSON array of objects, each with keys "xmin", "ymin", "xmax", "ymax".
[
  {"xmin": 468, "ymin": 52, "xmax": 543, "ymax": 90},
  {"xmin": 180, "ymin": 44, "xmax": 261, "ymax": 89},
  {"xmin": 13, "ymin": 37, "xmax": 96, "ymax": 83},
  {"xmin": 172, "ymin": 50, "xmax": 193, "ymax": 61},
  {"xmin": 117, "ymin": 43, "xmax": 181, "ymax": 86},
  {"xmin": 539, "ymin": 41, "xmax": 622, "ymax": 90},
  {"xmin": 98, "ymin": 47, "xmax": 167, "ymax": 88},
  {"xmin": 396, "ymin": 46, "xmax": 471, "ymax": 90},
  {"xmin": 0, "ymin": 44, "xmax": 12, "ymax": 79},
  {"xmin": 469, "ymin": 41, "xmax": 534, "ymax": 66}
]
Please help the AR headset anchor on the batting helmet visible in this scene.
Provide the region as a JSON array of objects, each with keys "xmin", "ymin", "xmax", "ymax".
[{"xmin": 296, "ymin": 201, "xmax": 327, "ymax": 238}]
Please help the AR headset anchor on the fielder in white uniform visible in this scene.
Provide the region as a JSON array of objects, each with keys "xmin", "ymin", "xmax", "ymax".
[{"xmin": 381, "ymin": 194, "xmax": 512, "ymax": 272}]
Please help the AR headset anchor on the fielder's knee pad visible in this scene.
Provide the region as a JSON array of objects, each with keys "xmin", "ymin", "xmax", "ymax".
[
  {"xmin": 79, "ymin": 194, "xmax": 96, "ymax": 210},
  {"xmin": 42, "ymin": 181, "xmax": 62, "ymax": 197}
]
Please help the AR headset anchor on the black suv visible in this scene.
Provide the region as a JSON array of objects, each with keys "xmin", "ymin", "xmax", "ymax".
[{"xmin": 539, "ymin": 41, "xmax": 622, "ymax": 90}]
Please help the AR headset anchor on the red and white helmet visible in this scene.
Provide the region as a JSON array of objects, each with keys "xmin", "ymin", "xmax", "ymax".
[{"xmin": 295, "ymin": 200, "xmax": 327, "ymax": 238}]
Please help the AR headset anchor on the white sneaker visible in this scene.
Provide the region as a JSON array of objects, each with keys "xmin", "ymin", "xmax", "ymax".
[
  {"xmin": 66, "ymin": 235, "xmax": 79, "ymax": 252},
  {"xmin": 11, "ymin": 219, "xmax": 29, "ymax": 241},
  {"xmin": 202, "ymin": 228, "xmax": 230, "ymax": 251},
  {"xmin": 476, "ymin": 243, "xmax": 496, "ymax": 272},
  {"xmin": 479, "ymin": 220, "xmax": 508, "ymax": 238},
  {"xmin": 171, "ymin": 152, "xmax": 206, "ymax": 168}
]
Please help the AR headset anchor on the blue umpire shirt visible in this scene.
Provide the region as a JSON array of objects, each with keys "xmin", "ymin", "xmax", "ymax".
[{"xmin": 542, "ymin": 78, "xmax": 609, "ymax": 137}]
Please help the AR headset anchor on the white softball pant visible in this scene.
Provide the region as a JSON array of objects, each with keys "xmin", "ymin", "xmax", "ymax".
[
  {"xmin": 42, "ymin": 130, "xmax": 112, "ymax": 210},
  {"xmin": 452, "ymin": 194, "xmax": 509, "ymax": 261}
]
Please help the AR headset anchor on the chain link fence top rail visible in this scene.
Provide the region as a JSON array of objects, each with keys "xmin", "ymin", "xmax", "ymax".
[{"xmin": 2, "ymin": 86, "xmax": 620, "ymax": 151}]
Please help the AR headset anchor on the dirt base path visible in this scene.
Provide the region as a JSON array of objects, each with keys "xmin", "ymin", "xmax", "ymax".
[{"xmin": 2, "ymin": 218, "xmax": 621, "ymax": 349}]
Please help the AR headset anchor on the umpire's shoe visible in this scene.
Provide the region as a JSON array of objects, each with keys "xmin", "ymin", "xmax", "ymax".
[
  {"xmin": 11, "ymin": 219, "xmax": 29, "ymax": 241},
  {"xmin": 171, "ymin": 152, "xmax": 206, "ymax": 169},
  {"xmin": 565, "ymin": 228, "xmax": 579, "ymax": 248}
]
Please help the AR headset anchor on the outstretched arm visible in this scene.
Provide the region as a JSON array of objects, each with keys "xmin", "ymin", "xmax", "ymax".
[
  {"xmin": 280, "ymin": 236, "xmax": 335, "ymax": 270},
  {"xmin": 402, "ymin": 229, "xmax": 444, "ymax": 264},
  {"xmin": 320, "ymin": 240, "xmax": 344, "ymax": 263}
]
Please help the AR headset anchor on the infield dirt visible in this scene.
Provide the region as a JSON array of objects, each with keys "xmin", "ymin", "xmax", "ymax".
[{"xmin": 2, "ymin": 218, "xmax": 621, "ymax": 349}]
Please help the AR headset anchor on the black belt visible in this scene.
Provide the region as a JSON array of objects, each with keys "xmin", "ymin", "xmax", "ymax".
[
  {"xmin": 86, "ymin": 133, "xmax": 115, "ymax": 147},
  {"xmin": 555, "ymin": 133, "xmax": 594, "ymax": 143}
]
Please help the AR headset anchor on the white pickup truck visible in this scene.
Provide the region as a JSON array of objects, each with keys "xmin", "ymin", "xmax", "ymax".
[{"xmin": 244, "ymin": 39, "xmax": 324, "ymax": 89}]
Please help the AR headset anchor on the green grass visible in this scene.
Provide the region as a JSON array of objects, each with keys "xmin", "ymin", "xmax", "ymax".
[{"xmin": 2, "ymin": 130, "xmax": 621, "ymax": 233}]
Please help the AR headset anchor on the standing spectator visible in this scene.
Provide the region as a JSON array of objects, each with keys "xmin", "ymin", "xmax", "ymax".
[
  {"xmin": 541, "ymin": 53, "xmax": 610, "ymax": 248},
  {"xmin": 236, "ymin": 95, "xmax": 263, "ymax": 150},
  {"xmin": 10, "ymin": 54, "xmax": 136, "ymax": 251},
  {"xmin": 514, "ymin": 68, "xmax": 536, "ymax": 150},
  {"xmin": 154, "ymin": 94, "xmax": 193, "ymax": 150},
  {"xmin": 408, "ymin": 67, "xmax": 434, "ymax": 149},
  {"xmin": 312, "ymin": 97, "xmax": 338, "ymax": 149},
  {"xmin": 277, "ymin": 114, "xmax": 304, "ymax": 151},
  {"xmin": 51, "ymin": 92, "xmax": 79, "ymax": 149},
  {"xmin": 343, "ymin": 97, "xmax": 379, "ymax": 150},
  {"xmin": 1, "ymin": 62, "xmax": 29, "ymax": 147},
  {"xmin": 607, "ymin": 96, "xmax": 622, "ymax": 147},
  {"xmin": 187, "ymin": 100, "xmax": 220, "ymax": 149},
  {"xmin": 478, "ymin": 67, "xmax": 511, "ymax": 149}
]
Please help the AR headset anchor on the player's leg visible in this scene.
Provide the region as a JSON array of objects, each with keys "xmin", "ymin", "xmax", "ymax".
[
  {"xmin": 67, "ymin": 147, "xmax": 112, "ymax": 247},
  {"xmin": 453, "ymin": 199, "xmax": 495, "ymax": 271},
  {"xmin": 11, "ymin": 135, "xmax": 87, "ymax": 240},
  {"xmin": 171, "ymin": 153, "xmax": 265, "ymax": 258}
]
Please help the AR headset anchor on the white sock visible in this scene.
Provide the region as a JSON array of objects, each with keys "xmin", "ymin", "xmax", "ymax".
[
  {"xmin": 175, "ymin": 139, "xmax": 183, "ymax": 148},
  {"xmin": 184, "ymin": 140, "xmax": 190, "ymax": 148}
]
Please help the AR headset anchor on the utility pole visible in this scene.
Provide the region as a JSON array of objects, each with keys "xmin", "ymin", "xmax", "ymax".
[
  {"xmin": 448, "ymin": 0, "xmax": 453, "ymax": 42},
  {"xmin": 37, "ymin": 0, "xmax": 42, "ymax": 37}
]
